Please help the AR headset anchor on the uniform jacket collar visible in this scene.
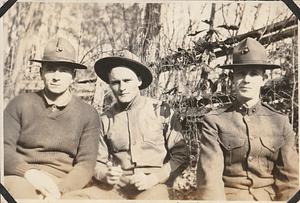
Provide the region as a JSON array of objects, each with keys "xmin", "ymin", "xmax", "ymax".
[
  {"xmin": 226, "ymin": 100, "xmax": 275, "ymax": 116},
  {"xmin": 114, "ymin": 95, "xmax": 144, "ymax": 112}
]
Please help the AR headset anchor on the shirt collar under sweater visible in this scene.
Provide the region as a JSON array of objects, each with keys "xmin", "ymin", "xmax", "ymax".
[
  {"xmin": 37, "ymin": 90, "xmax": 76, "ymax": 117},
  {"xmin": 43, "ymin": 89, "xmax": 72, "ymax": 107}
]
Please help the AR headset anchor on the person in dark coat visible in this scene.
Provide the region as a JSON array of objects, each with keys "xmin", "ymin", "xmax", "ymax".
[{"xmin": 196, "ymin": 37, "xmax": 298, "ymax": 201}]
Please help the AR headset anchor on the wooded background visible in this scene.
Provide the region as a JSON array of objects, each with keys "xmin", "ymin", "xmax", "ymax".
[{"xmin": 3, "ymin": 1, "xmax": 298, "ymax": 199}]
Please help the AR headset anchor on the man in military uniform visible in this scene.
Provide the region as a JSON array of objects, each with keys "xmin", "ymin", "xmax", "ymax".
[
  {"xmin": 91, "ymin": 50, "xmax": 188, "ymax": 199},
  {"xmin": 4, "ymin": 38, "xmax": 100, "ymax": 199},
  {"xmin": 196, "ymin": 37, "xmax": 298, "ymax": 201}
]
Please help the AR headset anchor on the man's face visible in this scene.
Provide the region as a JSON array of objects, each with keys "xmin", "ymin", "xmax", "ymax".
[
  {"xmin": 233, "ymin": 67, "xmax": 265, "ymax": 101},
  {"xmin": 41, "ymin": 64, "xmax": 75, "ymax": 95},
  {"xmin": 108, "ymin": 66, "xmax": 142, "ymax": 104}
]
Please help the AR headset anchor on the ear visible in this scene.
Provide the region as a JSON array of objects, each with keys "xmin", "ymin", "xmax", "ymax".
[
  {"xmin": 137, "ymin": 76, "xmax": 142, "ymax": 87},
  {"xmin": 263, "ymin": 73, "xmax": 268, "ymax": 81},
  {"xmin": 260, "ymin": 71, "xmax": 267, "ymax": 86},
  {"xmin": 40, "ymin": 63, "xmax": 45, "ymax": 78},
  {"xmin": 261, "ymin": 79, "xmax": 267, "ymax": 86},
  {"xmin": 72, "ymin": 70, "xmax": 76, "ymax": 79}
]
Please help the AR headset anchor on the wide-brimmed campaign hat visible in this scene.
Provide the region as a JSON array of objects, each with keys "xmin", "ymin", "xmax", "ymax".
[
  {"xmin": 30, "ymin": 37, "xmax": 87, "ymax": 69},
  {"xmin": 220, "ymin": 37, "xmax": 281, "ymax": 70},
  {"xmin": 94, "ymin": 50, "xmax": 153, "ymax": 89}
]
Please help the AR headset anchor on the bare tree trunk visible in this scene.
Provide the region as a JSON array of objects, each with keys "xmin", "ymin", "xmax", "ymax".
[
  {"xmin": 291, "ymin": 36, "xmax": 297, "ymax": 129},
  {"xmin": 141, "ymin": 3, "xmax": 162, "ymax": 98},
  {"xmin": 209, "ymin": 3, "xmax": 215, "ymax": 34},
  {"xmin": 251, "ymin": 3, "xmax": 262, "ymax": 30},
  {"xmin": 141, "ymin": 3, "xmax": 161, "ymax": 60},
  {"xmin": 128, "ymin": 3, "xmax": 143, "ymax": 54},
  {"xmin": 92, "ymin": 77, "xmax": 105, "ymax": 113},
  {"xmin": 10, "ymin": 3, "xmax": 41, "ymax": 98}
]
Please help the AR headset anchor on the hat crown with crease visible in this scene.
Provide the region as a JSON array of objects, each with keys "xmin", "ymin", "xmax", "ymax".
[
  {"xmin": 43, "ymin": 37, "xmax": 76, "ymax": 62},
  {"xmin": 94, "ymin": 50, "xmax": 153, "ymax": 89},
  {"xmin": 220, "ymin": 37, "xmax": 281, "ymax": 70},
  {"xmin": 30, "ymin": 37, "xmax": 87, "ymax": 69},
  {"xmin": 114, "ymin": 50, "xmax": 141, "ymax": 62}
]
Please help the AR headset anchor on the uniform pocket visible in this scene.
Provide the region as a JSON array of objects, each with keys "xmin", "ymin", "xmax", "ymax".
[
  {"xmin": 260, "ymin": 136, "xmax": 284, "ymax": 153},
  {"xmin": 140, "ymin": 121, "xmax": 165, "ymax": 146},
  {"xmin": 142, "ymin": 132, "xmax": 165, "ymax": 146},
  {"xmin": 218, "ymin": 134, "xmax": 246, "ymax": 165},
  {"xmin": 259, "ymin": 136, "xmax": 284, "ymax": 172},
  {"xmin": 219, "ymin": 134, "xmax": 245, "ymax": 150}
]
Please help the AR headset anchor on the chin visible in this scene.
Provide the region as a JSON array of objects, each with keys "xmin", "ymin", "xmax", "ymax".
[
  {"xmin": 48, "ymin": 89, "xmax": 67, "ymax": 95},
  {"xmin": 118, "ymin": 95, "xmax": 136, "ymax": 103},
  {"xmin": 118, "ymin": 99, "xmax": 132, "ymax": 103},
  {"xmin": 237, "ymin": 93, "xmax": 258, "ymax": 101}
]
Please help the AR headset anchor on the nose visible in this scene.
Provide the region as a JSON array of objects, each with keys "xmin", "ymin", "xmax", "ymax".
[
  {"xmin": 52, "ymin": 70, "xmax": 61, "ymax": 81},
  {"xmin": 244, "ymin": 73, "xmax": 251, "ymax": 82},
  {"xmin": 119, "ymin": 81, "xmax": 126, "ymax": 91}
]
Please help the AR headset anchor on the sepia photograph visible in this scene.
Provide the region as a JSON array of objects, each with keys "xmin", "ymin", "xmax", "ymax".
[{"xmin": 1, "ymin": 0, "xmax": 299, "ymax": 202}]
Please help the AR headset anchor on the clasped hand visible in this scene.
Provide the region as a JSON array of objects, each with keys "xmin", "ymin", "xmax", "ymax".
[
  {"xmin": 129, "ymin": 172, "xmax": 159, "ymax": 191},
  {"xmin": 105, "ymin": 163, "xmax": 159, "ymax": 191}
]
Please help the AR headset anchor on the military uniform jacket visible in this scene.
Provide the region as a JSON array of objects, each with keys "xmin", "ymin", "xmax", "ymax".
[
  {"xmin": 95, "ymin": 95, "xmax": 188, "ymax": 182},
  {"xmin": 197, "ymin": 101, "xmax": 298, "ymax": 201}
]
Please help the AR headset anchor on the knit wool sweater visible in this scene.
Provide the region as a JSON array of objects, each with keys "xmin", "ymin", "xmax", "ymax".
[{"xmin": 4, "ymin": 90, "xmax": 100, "ymax": 194}]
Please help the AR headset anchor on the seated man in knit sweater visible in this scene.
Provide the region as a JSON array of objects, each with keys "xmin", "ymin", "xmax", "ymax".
[
  {"xmin": 4, "ymin": 38, "xmax": 100, "ymax": 199},
  {"xmin": 90, "ymin": 50, "xmax": 189, "ymax": 199}
]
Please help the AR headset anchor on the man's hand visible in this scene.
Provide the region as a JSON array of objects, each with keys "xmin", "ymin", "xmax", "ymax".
[
  {"xmin": 129, "ymin": 173, "xmax": 159, "ymax": 191},
  {"xmin": 24, "ymin": 169, "xmax": 61, "ymax": 199},
  {"xmin": 106, "ymin": 162, "xmax": 123, "ymax": 186}
]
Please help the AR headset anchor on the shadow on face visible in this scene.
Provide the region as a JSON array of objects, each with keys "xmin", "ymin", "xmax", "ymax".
[
  {"xmin": 40, "ymin": 63, "xmax": 75, "ymax": 95},
  {"xmin": 108, "ymin": 66, "xmax": 142, "ymax": 104},
  {"xmin": 233, "ymin": 67, "xmax": 266, "ymax": 101}
]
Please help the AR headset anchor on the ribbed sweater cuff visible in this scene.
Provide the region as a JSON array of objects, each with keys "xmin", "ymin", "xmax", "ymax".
[
  {"xmin": 57, "ymin": 165, "xmax": 92, "ymax": 194},
  {"xmin": 15, "ymin": 163, "xmax": 37, "ymax": 177}
]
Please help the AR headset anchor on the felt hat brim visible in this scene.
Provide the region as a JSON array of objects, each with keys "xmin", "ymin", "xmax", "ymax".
[
  {"xmin": 30, "ymin": 59, "xmax": 87, "ymax": 69},
  {"xmin": 94, "ymin": 56, "xmax": 153, "ymax": 89}
]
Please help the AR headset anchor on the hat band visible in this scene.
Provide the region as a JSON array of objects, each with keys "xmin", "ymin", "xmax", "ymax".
[
  {"xmin": 233, "ymin": 59, "xmax": 269, "ymax": 64},
  {"xmin": 42, "ymin": 55, "xmax": 76, "ymax": 63}
]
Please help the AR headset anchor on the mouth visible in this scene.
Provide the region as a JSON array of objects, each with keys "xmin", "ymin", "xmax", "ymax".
[
  {"xmin": 239, "ymin": 86, "xmax": 252, "ymax": 90},
  {"xmin": 119, "ymin": 93, "xmax": 129, "ymax": 96},
  {"xmin": 49, "ymin": 84, "xmax": 61, "ymax": 87}
]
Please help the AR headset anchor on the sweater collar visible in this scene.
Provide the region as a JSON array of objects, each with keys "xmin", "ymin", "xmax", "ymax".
[{"xmin": 43, "ymin": 89, "xmax": 72, "ymax": 107}]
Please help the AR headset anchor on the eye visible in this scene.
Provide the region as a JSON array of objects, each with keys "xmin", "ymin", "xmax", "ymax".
[
  {"xmin": 110, "ymin": 80, "xmax": 119, "ymax": 85},
  {"xmin": 249, "ymin": 71, "xmax": 260, "ymax": 76},
  {"xmin": 123, "ymin": 79, "xmax": 132, "ymax": 83},
  {"xmin": 234, "ymin": 71, "xmax": 244, "ymax": 76},
  {"xmin": 60, "ymin": 68, "xmax": 69, "ymax": 72},
  {"xmin": 44, "ymin": 67, "xmax": 56, "ymax": 72},
  {"xmin": 58, "ymin": 67, "xmax": 72, "ymax": 73}
]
